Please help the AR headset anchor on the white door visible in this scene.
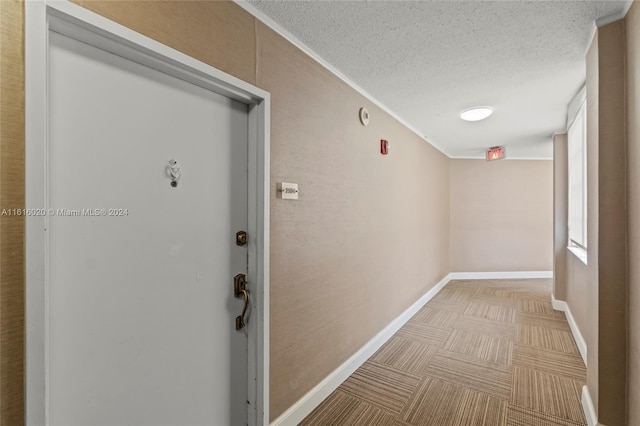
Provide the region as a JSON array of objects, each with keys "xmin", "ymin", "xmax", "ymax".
[{"xmin": 47, "ymin": 31, "xmax": 249, "ymax": 426}]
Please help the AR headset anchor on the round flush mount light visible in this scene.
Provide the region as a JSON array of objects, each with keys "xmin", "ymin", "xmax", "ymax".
[{"xmin": 460, "ymin": 106, "xmax": 493, "ymax": 122}]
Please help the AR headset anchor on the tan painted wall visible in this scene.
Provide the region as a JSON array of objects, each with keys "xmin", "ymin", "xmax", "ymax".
[
  {"xmin": 596, "ymin": 20, "xmax": 627, "ymax": 425},
  {"xmin": 71, "ymin": 1, "xmax": 257, "ymax": 85},
  {"xmin": 585, "ymin": 29, "xmax": 601, "ymax": 413},
  {"xmin": 553, "ymin": 134, "xmax": 568, "ymax": 301},
  {"xmin": 255, "ymin": 23, "xmax": 451, "ymax": 416},
  {"xmin": 552, "ymin": 132, "xmax": 589, "ymax": 341},
  {"xmin": 1, "ymin": 1, "xmax": 451, "ymax": 421},
  {"xmin": 562, "ymin": 20, "xmax": 629, "ymax": 423},
  {"xmin": 566, "ymin": 256, "xmax": 589, "ymax": 348},
  {"xmin": 450, "ymin": 159, "xmax": 553, "ymax": 273},
  {"xmin": 552, "ymin": 134, "xmax": 587, "ymax": 390},
  {"xmin": 0, "ymin": 0, "xmax": 25, "ymax": 424},
  {"xmin": 627, "ymin": 1, "xmax": 640, "ymax": 424}
]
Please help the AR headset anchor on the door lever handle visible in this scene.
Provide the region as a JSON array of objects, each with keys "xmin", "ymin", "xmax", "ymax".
[
  {"xmin": 236, "ymin": 289, "xmax": 249, "ymax": 330},
  {"xmin": 234, "ymin": 274, "xmax": 249, "ymax": 330}
]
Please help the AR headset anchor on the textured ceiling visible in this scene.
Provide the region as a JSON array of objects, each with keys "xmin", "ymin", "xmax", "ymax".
[{"xmin": 246, "ymin": 0, "xmax": 628, "ymax": 158}]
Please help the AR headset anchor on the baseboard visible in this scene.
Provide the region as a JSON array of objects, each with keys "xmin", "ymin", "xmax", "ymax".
[
  {"xmin": 582, "ymin": 385, "xmax": 600, "ymax": 426},
  {"xmin": 551, "ymin": 295, "xmax": 587, "ymax": 366},
  {"xmin": 270, "ymin": 273, "xmax": 452, "ymax": 426},
  {"xmin": 550, "ymin": 294, "xmax": 565, "ymax": 311},
  {"xmin": 449, "ymin": 271, "xmax": 553, "ymax": 280}
]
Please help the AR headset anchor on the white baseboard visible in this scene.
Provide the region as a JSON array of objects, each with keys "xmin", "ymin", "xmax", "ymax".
[
  {"xmin": 449, "ymin": 271, "xmax": 553, "ymax": 280},
  {"xmin": 551, "ymin": 295, "xmax": 587, "ymax": 366},
  {"xmin": 582, "ymin": 385, "xmax": 600, "ymax": 426},
  {"xmin": 270, "ymin": 273, "xmax": 452, "ymax": 426},
  {"xmin": 550, "ymin": 294, "xmax": 566, "ymax": 311}
]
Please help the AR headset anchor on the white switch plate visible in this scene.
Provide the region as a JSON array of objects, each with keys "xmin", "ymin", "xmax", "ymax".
[{"xmin": 279, "ymin": 182, "xmax": 299, "ymax": 200}]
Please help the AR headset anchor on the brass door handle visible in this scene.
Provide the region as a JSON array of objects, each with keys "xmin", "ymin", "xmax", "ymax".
[
  {"xmin": 236, "ymin": 289, "xmax": 249, "ymax": 330},
  {"xmin": 234, "ymin": 274, "xmax": 249, "ymax": 330}
]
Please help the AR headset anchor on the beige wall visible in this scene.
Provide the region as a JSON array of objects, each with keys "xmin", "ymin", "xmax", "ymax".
[
  {"xmin": 552, "ymin": 101, "xmax": 590, "ymax": 356},
  {"xmin": 0, "ymin": 1, "xmax": 452, "ymax": 421},
  {"xmin": 553, "ymin": 134, "xmax": 568, "ymax": 301},
  {"xmin": 255, "ymin": 22, "xmax": 451, "ymax": 417},
  {"xmin": 551, "ymin": 131, "xmax": 590, "ymax": 397},
  {"xmin": 552, "ymin": 133, "xmax": 588, "ymax": 338},
  {"xmin": 0, "ymin": 0, "xmax": 25, "ymax": 424},
  {"xmin": 596, "ymin": 20, "xmax": 627, "ymax": 426},
  {"xmin": 584, "ymin": 29, "xmax": 602, "ymax": 414},
  {"xmin": 566, "ymin": 255, "xmax": 589, "ymax": 346},
  {"xmin": 627, "ymin": 1, "xmax": 640, "ymax": 424},
  {"xmin": 555, "ymin": 16, "xmax": 632, "ymax": 424},
  {"xmin": 450, "ymin": 159, "xmax": 553, "ymax": 273}
]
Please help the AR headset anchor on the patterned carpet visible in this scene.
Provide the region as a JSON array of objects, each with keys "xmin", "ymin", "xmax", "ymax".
[{"xmin": 300, "ymin": 279, "xmax": 587, "ymax": 426}]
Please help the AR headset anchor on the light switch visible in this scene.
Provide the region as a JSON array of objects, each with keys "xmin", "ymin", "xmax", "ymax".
[{"xmin": 279, "ymin": 182, "xmax": 299, "ymax": 200}]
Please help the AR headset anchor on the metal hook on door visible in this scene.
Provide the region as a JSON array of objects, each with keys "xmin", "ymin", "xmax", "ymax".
[{"xmin": 167, "ymin": 159, "xmax": 181, "ymax": 188}]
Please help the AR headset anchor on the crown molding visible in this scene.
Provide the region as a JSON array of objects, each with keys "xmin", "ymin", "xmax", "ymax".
[
  {"xmin": 233, "ymin": 0, "xmax": 452, "ymax": 157},
  {"xmin": 596, "ymin": 0, "xmax": 633, "ymax": 27}
]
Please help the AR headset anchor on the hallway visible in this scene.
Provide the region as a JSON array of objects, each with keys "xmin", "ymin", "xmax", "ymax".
[
  {"xmin": 3, "ymin": 1, "xmax": 639, "ymax": 423},
  {"xmin": 302, "ymin": 279, "xmax": 586, "ymax": 425}
]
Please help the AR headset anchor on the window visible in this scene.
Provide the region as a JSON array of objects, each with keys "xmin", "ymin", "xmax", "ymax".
[{"xmin": 568, "ymin": 100, "xmax": 587, "ymax": 255}]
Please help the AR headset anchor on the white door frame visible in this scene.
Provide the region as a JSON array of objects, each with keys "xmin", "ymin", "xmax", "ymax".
[{"xmin": 25, "ymin": 2, "xmax": 270, "ymax": 424}]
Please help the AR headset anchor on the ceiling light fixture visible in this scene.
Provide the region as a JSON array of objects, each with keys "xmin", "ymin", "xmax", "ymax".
[{"xmin": 460, "ymin": 106, "xmax": 493, "ymax": 122}]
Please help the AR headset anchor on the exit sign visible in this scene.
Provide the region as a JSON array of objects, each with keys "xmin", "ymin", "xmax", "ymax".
[{"xmin": 486, "ymin": 146, "xmax": 506, "ymax": 161}]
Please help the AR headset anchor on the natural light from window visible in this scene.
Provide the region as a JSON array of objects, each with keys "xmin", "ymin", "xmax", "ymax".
[{"xmin": 568, "ymin": 99, "xmax": 587, "ymax": 264}]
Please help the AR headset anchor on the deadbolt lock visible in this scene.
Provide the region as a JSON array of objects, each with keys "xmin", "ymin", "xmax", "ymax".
[{"xmin": 236, "ymin": 231, "xmax": 247, "ymax": 246}]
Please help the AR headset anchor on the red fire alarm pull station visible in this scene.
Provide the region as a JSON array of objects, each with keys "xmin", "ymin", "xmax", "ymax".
[
  {"xmin": 486, "ymin": 146, "xmax": 505, "ymax": 161},
  {"xmin": 381, "ymin": 139, "xmax": 389, "ymax": 155}
]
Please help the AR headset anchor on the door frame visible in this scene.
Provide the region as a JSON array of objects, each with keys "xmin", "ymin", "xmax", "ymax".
[{"xmin": 25, "ymin": 2, "xmax": 271, "ymax": 424}]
